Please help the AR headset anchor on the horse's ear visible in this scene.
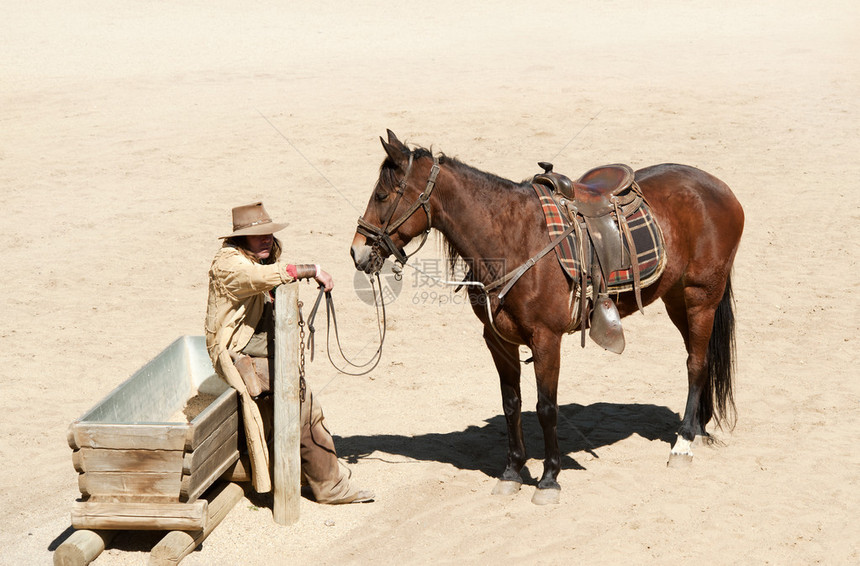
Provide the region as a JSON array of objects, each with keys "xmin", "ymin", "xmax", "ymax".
[
  {"xmin": 386, "ymin": 129, "xmax": 405, "ymax": 150},
  {"xmin": 380, "ymin": 136, "xmax": 409, "ymax": 168}
]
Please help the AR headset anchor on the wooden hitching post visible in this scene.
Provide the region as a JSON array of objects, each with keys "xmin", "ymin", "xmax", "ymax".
[{"xmin": 273, "ymin": 283, "xmax": 301, "ymax": 524}]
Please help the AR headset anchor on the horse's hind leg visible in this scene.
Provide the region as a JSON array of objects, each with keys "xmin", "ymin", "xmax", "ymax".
[
  {"xmin": 484, "ymin": 327, "xmax": 527, "ymax": 496},
  {"xmin": 663, "ymin": 282, "xmax": 724, "ymax": 465}
]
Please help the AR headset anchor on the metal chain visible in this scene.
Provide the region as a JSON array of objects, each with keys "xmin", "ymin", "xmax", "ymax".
[{"xmin": 297, "ymin": 299, "xmax": 307, "ymax": 402}]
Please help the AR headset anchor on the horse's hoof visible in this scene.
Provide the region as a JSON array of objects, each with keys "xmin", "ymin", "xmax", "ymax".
[
  {"xmin": 491, "ymin": 480, "xmax": 522, "ymax": 496},
  {"xmin": 666, "ymin": 452, "xmax": 694, "ymax": 467},
  {"xmin": 667, "ymin": 434, "xmax": 695, "ymax": 467},
  {"xmin": 531, "ymin": 487, "xmax": 560, "ymax": 505}
]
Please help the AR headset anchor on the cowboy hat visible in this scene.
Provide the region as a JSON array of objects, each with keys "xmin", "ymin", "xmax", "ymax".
[{"xmin": 220, "ymin": 202, "xmax": 288, "ymax": 238}]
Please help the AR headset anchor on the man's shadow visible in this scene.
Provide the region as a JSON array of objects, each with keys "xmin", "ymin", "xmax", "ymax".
[{"xmin": 335, "ymin": 401, "xmax": 679, "ymax": 477}]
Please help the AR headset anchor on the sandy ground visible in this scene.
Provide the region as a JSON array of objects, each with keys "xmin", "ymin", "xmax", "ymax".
[{"xmin": 2, "ymin": 1, "xmax": 858, "ymax": 564}]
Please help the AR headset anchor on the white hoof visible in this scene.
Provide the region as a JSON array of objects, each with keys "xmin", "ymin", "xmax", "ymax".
[
  {"xmin": 531, "ymin": 488, "xmax": 560, "ymax": 505},
  {"xmin": 491, "ymin": 480, "xmax": 522, "ymax": 496},
  {"xmin": 667, "ymin": 435, "xmax": 697, "ymax": 467},
  {"xmin": 667, "ymin": 452, "xmax": 694, "ymax": 467}
]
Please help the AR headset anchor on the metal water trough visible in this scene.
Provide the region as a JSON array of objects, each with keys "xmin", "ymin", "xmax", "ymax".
[{"xmin": 67, "ymin": 336, "xmax": 239, "ymax": 531}]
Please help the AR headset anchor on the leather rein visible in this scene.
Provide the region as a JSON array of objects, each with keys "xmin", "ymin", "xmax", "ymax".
[{"xmin": 303, "ymin": 275, "xmax": 388, "ymax": 376}]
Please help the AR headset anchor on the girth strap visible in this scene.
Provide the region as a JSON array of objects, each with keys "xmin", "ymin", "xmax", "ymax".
[
  {"xmin": 617, "ymin": 203, "xmax": 644, "ymax": 313},
  {"xmin": 573, "ymin": 213, "xmax": 589, "ymax": 347}
]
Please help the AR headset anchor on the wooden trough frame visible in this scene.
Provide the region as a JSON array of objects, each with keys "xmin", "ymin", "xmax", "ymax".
[
  {"xmin": 67, "ymin": 335, "xmax": 239, "ymax": 531},
  {"xmin": 57, "ymin": 284, "xmax": 301, "ymax": 565}
]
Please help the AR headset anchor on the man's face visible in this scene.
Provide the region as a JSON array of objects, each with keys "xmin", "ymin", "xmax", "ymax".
[{"xmin": 246, "ymin": 234, "xmax": 274, "ymax": 260}]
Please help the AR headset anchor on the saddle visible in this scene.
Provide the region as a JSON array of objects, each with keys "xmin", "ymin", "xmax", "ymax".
[{"xmin": 533, "ymin": 162, "xmax": 647, "ymax": 354}]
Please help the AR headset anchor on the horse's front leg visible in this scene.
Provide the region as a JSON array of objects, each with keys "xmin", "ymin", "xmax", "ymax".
[
  {"xmin": 530, "ymin": 328, "xmax": 563, "ymax": 505},
  {"xmin": 483, "ymin": 327, "xmax": 526, "ymax": 496}
]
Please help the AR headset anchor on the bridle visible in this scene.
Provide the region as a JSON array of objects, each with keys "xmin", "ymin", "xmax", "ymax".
[{"xmin": 356, "ymin": 154, "xmax": 441, "ymax": 271}]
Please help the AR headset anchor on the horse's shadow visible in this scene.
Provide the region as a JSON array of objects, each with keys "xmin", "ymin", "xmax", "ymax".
[{"xmin": 336, "ymin": 402, "xmax": 679, "ymax": 477}]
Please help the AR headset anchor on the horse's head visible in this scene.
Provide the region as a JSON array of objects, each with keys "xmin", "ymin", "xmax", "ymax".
[{"xmin": 351, "ymin": 130, "xmax": 440, "ymax": 274}]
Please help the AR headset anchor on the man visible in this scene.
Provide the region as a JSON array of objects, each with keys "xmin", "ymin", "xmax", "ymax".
[{"xmin": 205, "ymin": 201, "xmax": 373, "ymax": 504}]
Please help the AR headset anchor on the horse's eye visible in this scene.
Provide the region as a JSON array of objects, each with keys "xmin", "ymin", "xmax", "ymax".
[{"xmin": 375, "ymin": 191, "xmax": 388, "ymax": 202}]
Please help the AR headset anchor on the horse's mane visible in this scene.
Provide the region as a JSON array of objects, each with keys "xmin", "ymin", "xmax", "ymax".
[
  {"xmin": 441, "ymin": 228, "xmax": 466, "ymax": 281},
  {"xmin": 380, "ymin": 146, "xmax": 522, "ymax": 191},
  {"xmin": 394, "ymin": 146, "xmax": 526, "ymax": 280}
]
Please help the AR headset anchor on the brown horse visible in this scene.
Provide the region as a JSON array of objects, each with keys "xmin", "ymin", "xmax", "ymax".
[{"xmin": 351, "ymin": 130, "xmax": 744, "ymax": 504}]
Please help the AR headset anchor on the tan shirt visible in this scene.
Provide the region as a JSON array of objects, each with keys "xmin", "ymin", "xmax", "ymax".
[{"xmin": 205, "ymin": 244, "xmax": 296, "ymax": 492}]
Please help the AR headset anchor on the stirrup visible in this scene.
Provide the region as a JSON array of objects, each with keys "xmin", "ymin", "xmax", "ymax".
[{"xmin": 589, "ymin": 294, "xmax": 625, "ymax": 354}]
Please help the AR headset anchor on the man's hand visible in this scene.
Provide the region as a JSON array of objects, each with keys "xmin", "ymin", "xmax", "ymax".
[{"xmin": 314, "ymin": 268, "xmax": 334, "ymax": 292}]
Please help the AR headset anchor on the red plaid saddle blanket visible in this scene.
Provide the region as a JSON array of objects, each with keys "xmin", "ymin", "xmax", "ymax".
[{"xmin": 532, "ymin": 182, "xmax": 665, "ymax": 289}]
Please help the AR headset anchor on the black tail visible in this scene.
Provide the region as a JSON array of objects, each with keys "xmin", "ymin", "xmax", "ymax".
[{"xmin": 704, "ymin": 273, "xmax": 737, "ymax": 430}]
